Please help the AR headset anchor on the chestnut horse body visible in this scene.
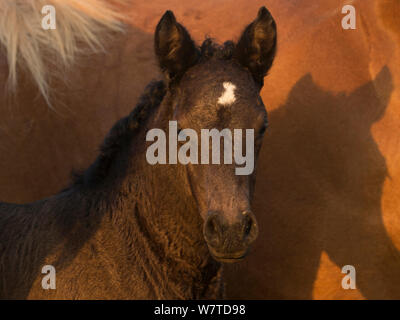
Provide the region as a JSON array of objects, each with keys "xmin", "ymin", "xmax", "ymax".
[{"xmin": 0, "ymin": 0, "xmax": 399, "ymax": 299}]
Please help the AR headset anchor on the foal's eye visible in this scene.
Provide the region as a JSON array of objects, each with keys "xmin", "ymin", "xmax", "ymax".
[{"xmin": 259, "ymin": 124, "xmax": 267, "ymax": 135}]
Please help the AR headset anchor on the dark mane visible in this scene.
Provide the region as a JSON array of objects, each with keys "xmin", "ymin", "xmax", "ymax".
[
  {"xmin": 199, "ymin": 38, "xmax": 235, "ymax": 61},
  {"xmin": 71, "ymin": 80, "xmax": 166, "ymax": 187}
]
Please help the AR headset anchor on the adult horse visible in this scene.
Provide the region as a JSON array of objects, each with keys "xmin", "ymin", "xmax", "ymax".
[
  {"xmin": 0, "ymin": 7, "xmax": 276, "ymax": 299},
  {"xmin": 1, "ymin": 0, "xmax": 400, "ymax": 299}
]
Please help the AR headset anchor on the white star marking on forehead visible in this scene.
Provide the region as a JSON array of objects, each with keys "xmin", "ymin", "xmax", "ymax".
[{"xmin": 217, "ymin": 82, "xmax": 236, "ymax": 106}]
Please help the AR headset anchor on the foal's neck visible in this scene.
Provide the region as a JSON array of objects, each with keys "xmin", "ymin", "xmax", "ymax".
[{"xmin": 106, "ymin": 92, "xmax": 220, "ymax": 298}]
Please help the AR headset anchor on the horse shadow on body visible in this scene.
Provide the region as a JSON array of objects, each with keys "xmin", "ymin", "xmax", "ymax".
[{"xmin": 225, "ymin": 66, "xmax": 400, "ymax": 299}]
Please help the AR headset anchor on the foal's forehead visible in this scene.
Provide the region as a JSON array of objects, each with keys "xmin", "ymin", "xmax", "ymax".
[{"xmin": 180, "ymin": 60, "xmax": 259, "ymax": 105}]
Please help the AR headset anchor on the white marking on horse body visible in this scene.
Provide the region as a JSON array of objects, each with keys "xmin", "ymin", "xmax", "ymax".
[{"xmin": 218, "ymin": 82, "xmax": 236, "ymax": 106}]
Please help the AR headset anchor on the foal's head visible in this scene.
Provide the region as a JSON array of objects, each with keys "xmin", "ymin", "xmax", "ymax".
[{"xmin": 154, "ymin": 7, "xmax": 276, "ymax": 262}]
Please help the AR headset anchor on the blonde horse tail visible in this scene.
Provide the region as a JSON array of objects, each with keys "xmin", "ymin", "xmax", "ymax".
[{"xmin": 0, "ymin": 0, "xmax": 129, "ymax": 106}]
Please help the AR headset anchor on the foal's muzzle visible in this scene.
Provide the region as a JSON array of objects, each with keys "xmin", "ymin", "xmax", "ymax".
[{"xmin": 203, "ymin": 210, "xmax": 259, "ymax": 263}]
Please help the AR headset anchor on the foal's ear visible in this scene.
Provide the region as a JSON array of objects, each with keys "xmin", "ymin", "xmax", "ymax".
[
  {"xmin": 155, "ymin": 11, "xmax": 199, "ymax": 80},
  {"xmin": 234, "ymin": 7, "xmax": 277, "ymax": 86}
]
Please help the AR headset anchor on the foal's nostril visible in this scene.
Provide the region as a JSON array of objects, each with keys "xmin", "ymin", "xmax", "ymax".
[
  {"xmin": 244, "ymin": 215, "xmax": 253, "ymax": 236},
  {"xmin": 209, "ymin": 219, "xmax": 218, "ymax": 235},
  {"xmin": 204, "ymin": 214, "xmax": 222, "ymax": 246},
  {"xmin": 242, "ymin": 211, "xmax": 258, "ymax": 242}
]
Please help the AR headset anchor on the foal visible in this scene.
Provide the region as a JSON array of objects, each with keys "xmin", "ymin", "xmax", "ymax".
[{"xmin": 0, "ymin": 7, "xmax": 276, "ymax": 299}]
